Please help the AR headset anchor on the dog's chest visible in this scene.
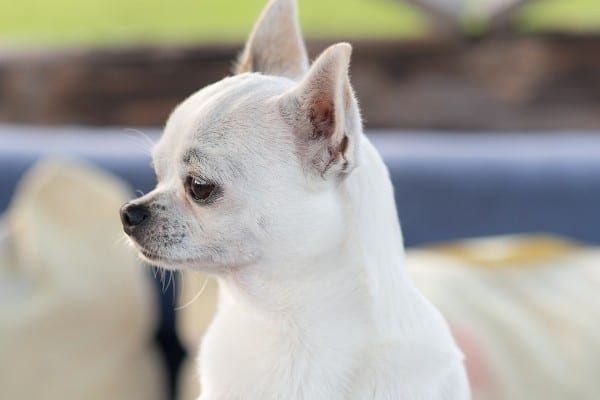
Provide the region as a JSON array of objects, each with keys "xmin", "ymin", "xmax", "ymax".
[{"xmin": 198, "ymin": 308, "xmax": 369, "ymax": 400}]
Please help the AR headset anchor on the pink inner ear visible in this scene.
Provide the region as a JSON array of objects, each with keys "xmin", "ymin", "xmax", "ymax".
[{"xmin": 309, "ymin": 98, "xmax": 335, "ymax": 139}]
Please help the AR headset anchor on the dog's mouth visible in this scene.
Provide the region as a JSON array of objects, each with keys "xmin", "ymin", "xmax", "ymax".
[
  {"xmin": 140, "ymin": 248, "xmax": 164, "ymax": 262},
  {"xmin": 124, "ymin": 235, "xmax": 192, "ymax": 266},
  {"xmin": 138, "ymin": 248, "xmax": 199, "ymax": 267}
]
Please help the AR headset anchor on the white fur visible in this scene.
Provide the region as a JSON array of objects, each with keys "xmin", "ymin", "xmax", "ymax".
[
  {"xmin": 122, "ymin": 0, "xmax": 470, "ymax": 398},
  {"xmin": 199, "ymin": 135, "xmax": 470, "ymax": 399}
]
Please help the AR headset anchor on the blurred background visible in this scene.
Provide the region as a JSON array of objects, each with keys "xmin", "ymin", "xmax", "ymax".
[
  {"xmin": 1, "ymin": 1, "xmax": 600, "ymax": 400},
  {"xmin": 1, "ymin": 0, "xmax": 600, "ymax": 129}
]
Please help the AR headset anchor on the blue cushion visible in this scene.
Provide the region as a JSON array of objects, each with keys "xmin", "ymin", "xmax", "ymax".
[
  {"xmin": 370, "ymin": 132, "xmax": 600, "ymax": 246},
  {"xmin": 2, "ymin": 125, "xmax": 600, "ymax": 247}
]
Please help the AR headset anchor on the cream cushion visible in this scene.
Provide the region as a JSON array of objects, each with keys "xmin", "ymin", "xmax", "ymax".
[
  {"xmin": 175, "ymin": 235, "xmax": 600, "ymax": 400},
  {"xmin": 408, "ymin": 235, "xmax": 600, "ymax": 400},
  {"xmin": 176, "ymin": 272, "xmax": 218, "ymax": 400},
  {"xmin": 0, "ymin": 160, "xmax": 166, "ymax": 400}
]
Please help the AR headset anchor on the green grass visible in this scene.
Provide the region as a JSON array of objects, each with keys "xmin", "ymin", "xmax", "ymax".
[
  {"xmin": 518, "ymin": 0, "xmax": 600, "ymax": 33},
  {"xmin": 0, "ymin": 0, "xmax": 427, "ymax": 47},
  {"xmin": 1, "ymin": 0, "xmax": 600, "ymax": 48}
]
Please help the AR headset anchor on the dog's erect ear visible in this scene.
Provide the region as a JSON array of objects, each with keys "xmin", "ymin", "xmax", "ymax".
[
  {"xmin": 280, "ymin": 43, "xmax": 361, "ymax": 178},
  {"xmin": 236, "ymin": 0, "xmax": 308, "ymax": 79}
]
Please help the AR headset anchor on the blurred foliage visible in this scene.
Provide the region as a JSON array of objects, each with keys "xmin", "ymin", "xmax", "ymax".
[
  {"xmin": 0, "ymin": 0, "xmax": 599, "ymax": 47},
  {"xmin": 0, "ymin": 0, "xmax": 426, "ymax": 47},
  {"xmin": 518, "ymin": 0, "xmax": 600, "ymax": 32}
]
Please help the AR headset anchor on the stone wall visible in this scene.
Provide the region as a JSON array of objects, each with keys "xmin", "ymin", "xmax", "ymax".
[{"xmin": 1, "ymin": 34, "xmax": 599, "ymax": 130}]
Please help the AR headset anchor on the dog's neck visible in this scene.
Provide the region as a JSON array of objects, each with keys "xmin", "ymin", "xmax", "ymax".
[{"xmin": 218, "ymin": 135, "xmax": 430, "ymax": 340}]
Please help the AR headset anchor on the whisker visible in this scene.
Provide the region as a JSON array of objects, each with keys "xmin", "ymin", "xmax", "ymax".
[
  {"xmin": 160, "ymin": 269, "xmax": 167, "ymax": 293},
  {"xmin": 165, "ymin": 270, "xmax": 175, "ymax": 294},
  {"xmin": 171, "ymin": 270, "xmax": 177, "ymax": 304},
  {"xmin": 175, "ymin": 273, "xmax": 210, "ymax": 311},
  {"xmin": 122, "ymin": 128, "xmax": 156, "ymax": 156},
  {"xmin": 114, "ymin": 233, "xmax": 131, "ymax": 247}
]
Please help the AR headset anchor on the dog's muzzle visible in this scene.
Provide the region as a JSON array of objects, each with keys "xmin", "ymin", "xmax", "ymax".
[{"xmin": 120, "ymin": 203, "xmax": 151, "ymax": 235}]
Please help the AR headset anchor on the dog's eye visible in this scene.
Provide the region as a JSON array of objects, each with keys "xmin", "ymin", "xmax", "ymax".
[{"xmin": 186, "ymin": 176, "xmax": 217, "ymax": 202}]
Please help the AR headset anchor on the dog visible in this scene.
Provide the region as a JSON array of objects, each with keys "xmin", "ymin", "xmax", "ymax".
[{"xmin": 120, "ymin": 0, "xmax": 470, "ymax": 398}]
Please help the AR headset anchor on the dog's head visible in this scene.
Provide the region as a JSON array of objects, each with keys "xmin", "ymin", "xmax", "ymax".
[{"xmin": 120, "ymin": 0, "xmax": 362, "ymax": 273}]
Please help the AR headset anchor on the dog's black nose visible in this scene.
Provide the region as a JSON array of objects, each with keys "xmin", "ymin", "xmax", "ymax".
[{"xmin": 120, "ymin": 203, "xmax": 150, "ymax": 234}]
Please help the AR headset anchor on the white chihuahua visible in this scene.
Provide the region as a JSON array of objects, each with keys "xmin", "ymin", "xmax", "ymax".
[{"xmin": 120, "ymin": 0, "xmax": 470, "ymax": 398}]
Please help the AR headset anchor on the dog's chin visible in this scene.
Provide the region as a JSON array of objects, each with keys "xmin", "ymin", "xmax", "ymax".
[
  {"xmin": 136, "ymin": 247, "xmax": 251, "ymax": 273},
  {"xmin": 137, "ymin": 249, "xmax": 177, "ymax": 270},
  {"xmin": 124, "ymin": 236, "xmax": 201, "ymax": 271},
  {"xmin": 137, "ymin": 248, "xmax": 204, "ymax": 271}
]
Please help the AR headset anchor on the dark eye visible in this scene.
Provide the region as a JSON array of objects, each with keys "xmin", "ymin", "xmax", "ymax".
[{"xmin": 186, "ymin": 176, "xmax": 217, "ymax": 202}]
